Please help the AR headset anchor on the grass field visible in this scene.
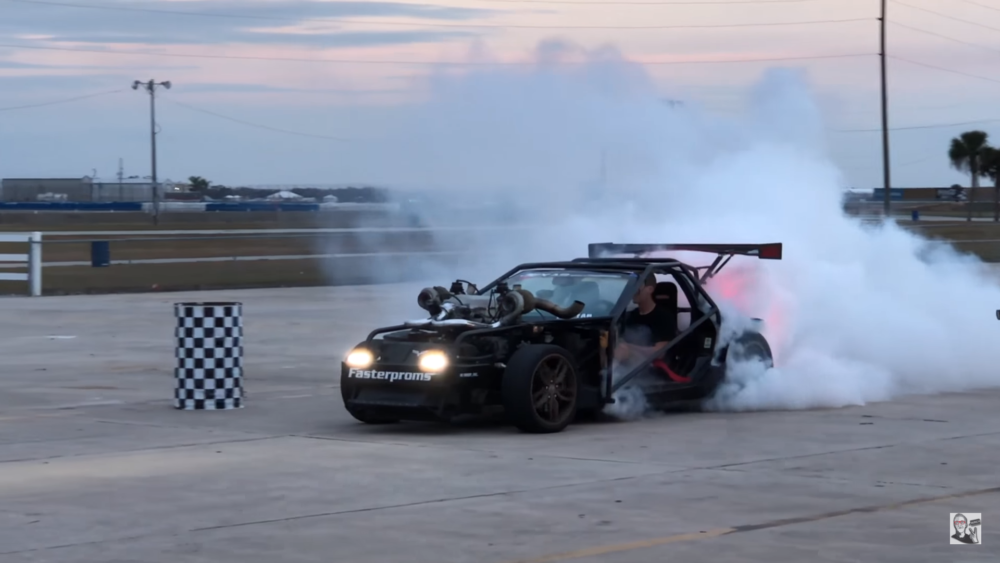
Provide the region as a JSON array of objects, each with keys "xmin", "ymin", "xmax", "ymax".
[
  {"xmin": 0, "ymin": 210, "xmax": 409, "ymax": 230},
  {"xmin": 35, "ymin": 254, "xmax": 468, "ymax": 295},
  {"xmin": 3, "ymin": 211, "xmax": 1000, "ymax": 296},
  {"xmin": 897, "ymin": 221, "xmax": 1000, "ymax": 262}
]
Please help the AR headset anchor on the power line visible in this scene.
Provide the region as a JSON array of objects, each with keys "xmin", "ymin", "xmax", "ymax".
[
  {"xmin": 888, "ymin": 20, "xmax": 1000, "ymax": 54},
  {"xmin": 0, "ymin": 42, "xmax": 874, "ymax": 66},
  {"xmin": 833, "ymin": 117, "xmax": 1000, "ymax": 132},
  {"xmin": 889, "ymin": 54, "xmax": 1000, "ymax": 85},
  {"xmin": 0, "ymin": 88, "xmax": 123, "ymax": 112},
  {"xmin": 0, "ymin": 0, "xmax": 873, "ymax": 31},
  {"xmin": 167, "ymin": 100, "xmax": 354, "ymax": 142},
  {"xmin": 955, "ymin": 0, "xmax": 1000, "ymax": 14},
  {"xmin": 176, "ymin": 99, "xmax": 993, "ymax": 142},
  {"xmin": 893, "ymin": 154, "xmax": 937, "ymax": 166},
  {"xmin": 891, "ymin": 1, "xmax": 1000, "ymax": 34}
]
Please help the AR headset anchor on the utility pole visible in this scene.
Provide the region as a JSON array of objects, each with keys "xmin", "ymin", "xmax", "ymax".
[
  {"xmin": 879, "ymin": 0, "xmax": 892, "ymax": 217},
  {"xmin": 132, "ymin": 79, "xmax": 171, "ymax": 225}
]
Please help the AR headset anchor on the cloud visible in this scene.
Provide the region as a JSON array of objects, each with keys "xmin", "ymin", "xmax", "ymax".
[{"xmin": 2, "ymin": 0, "xmax": 496, "ymax": 48}]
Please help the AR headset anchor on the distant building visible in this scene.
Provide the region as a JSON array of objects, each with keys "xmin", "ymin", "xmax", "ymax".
[
  {"xmin": 1, "ymin": 177, "xmax": 93, "ymax": 202},
  {"xmin": 1, "ymin": 176, "xmax": 183, "ymax": 202}
]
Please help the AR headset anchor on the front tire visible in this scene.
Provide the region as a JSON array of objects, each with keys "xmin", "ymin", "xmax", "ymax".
[
  {"xmin": 502, "ymin": 344, "xmax": 578, "ymax": 433},
  {"xmin": 345, "ymin": 406, "xmax": 400, "ymax": 425}
]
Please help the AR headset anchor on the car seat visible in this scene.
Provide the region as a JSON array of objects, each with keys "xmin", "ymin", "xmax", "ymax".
[
  {"xmin": 652, "ymin": 281, "xmax": 678, "ymax": 338},
  {"xmin": 651, "ymin": 281, "xmax": 690, "ymax": 383}
]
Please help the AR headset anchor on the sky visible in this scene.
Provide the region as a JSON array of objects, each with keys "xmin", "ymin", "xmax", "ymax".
[{"xmin": 1, "ymin": 0, "xmax": 999, "ymax": 189}]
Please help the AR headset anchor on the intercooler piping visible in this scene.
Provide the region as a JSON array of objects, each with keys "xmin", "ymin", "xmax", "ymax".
[{"xmin": 533, "ymin": 298, "xmax": 586, "ymax": 319}]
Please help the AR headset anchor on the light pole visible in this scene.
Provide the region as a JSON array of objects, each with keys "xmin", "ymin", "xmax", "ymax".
[{"xmin": 132, "ymin": 79, "xmax": 171, "ymax": 225}]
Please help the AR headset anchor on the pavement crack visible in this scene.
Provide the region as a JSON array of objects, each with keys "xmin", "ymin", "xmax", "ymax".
[
  {"xmin": 699, "ymin": 442, "xmax": 902, "ymax": 471},
  {"xmin": 713, "ymin": 467, "xmax": 952, "ymax": 490},
  {"xmin": 0, "ymin": 435, "xmax": 284, "ymax": 464},
  {"xmin": 0, "ymin": 532, "xmax": 179, "ymax": 557},
  {"xmin": 499, "ymin": 486, "xmax": 1000, "ymax": 563},
  {"xmin": 292, "ymin": 434, "xmax": 676, "ymax": 467},
  {"xmin": 694, "ymin": 426, "xmax": 1000, "ymax": 472},
  {"xmin": 189, "ymin": 472, "xmax": 669, "ymax": 533}
]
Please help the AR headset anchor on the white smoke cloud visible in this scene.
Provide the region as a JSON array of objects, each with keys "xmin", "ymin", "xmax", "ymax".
[{"xmin": 348, "ymin": 39, "xmax": 1000, "ymax": 412}]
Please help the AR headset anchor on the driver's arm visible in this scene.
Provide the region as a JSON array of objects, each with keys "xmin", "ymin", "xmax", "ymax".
[{"xmin": 616, "ymin": 308, "xmax": 674, "ymax": 362}]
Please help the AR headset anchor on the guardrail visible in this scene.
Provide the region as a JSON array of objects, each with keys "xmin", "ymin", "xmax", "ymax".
[{"xmin": 0, "ymin": 232, "xmax": 42, "ymax": 296}]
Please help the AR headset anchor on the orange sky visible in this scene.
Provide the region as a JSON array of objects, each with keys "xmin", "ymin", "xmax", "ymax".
[{"xmin": 2, "ymin": 0, "xmax": 1000, "ymax": 187}]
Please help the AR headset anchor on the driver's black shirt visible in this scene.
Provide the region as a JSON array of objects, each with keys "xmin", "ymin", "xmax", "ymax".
[
  {"xmin": 952, "ymin": 533, "xmax": 976, "ymax": 544},
  {"xmin": 621, "ymin": 304, "xmax": 677, "ymax": 347}
]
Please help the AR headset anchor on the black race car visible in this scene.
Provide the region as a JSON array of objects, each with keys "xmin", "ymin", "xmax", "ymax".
[{"xmin": 340, "ymin": 242, "xmax": 781, "ymax": 433}]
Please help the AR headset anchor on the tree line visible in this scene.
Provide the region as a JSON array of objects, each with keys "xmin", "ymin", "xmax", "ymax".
[
  {"xmin": 949, "ymin": 130, "xmax": 1000, "ymax": 222},
  {"xmin": 185, "ymin": 176, "xmax": 390, "ymax": 203}
]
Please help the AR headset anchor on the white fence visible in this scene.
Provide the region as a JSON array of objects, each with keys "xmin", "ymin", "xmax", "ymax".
[{"xmin": 0, "ymin": 232, "xmax": 42, "ymax": 296}]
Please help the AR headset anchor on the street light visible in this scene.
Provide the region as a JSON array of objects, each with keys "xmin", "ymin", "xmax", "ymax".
[{"xmin": 133, "ymin": 79, "xmax": 171, "ymax": 224}]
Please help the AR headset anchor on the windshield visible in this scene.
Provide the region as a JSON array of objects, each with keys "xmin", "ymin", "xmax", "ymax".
[{"xmin": 501, "ymin": 269, "xmax": 632, "ymax": 318}]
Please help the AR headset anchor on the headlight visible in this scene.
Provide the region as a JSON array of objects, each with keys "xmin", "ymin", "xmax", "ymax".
[
  {"xmin": 418, "ymin": 350, "xmax": 448, "ymax": 372},
  {"xmin": 345, "ymin": 348, "xmax": 373, "ymax": 368}
]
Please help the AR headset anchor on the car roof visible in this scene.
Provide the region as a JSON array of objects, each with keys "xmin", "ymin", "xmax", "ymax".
[{"xmin": 511, "ymin": 258, "xmax": 691, "ymax": 272}]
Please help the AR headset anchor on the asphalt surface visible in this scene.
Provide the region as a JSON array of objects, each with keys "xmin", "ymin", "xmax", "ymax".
[{"xmin": 0, "ymin": 285, "xmax": 997, "ymax": 562}]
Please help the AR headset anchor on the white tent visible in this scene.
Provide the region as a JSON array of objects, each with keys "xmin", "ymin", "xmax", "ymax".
[{"xmin": 265, "ymin": 190, "xmax": 304, "ymax": 200}]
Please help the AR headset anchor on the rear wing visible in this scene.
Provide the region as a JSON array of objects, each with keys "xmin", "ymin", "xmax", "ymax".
[
  {"xmin": 587, "ymin": 242, "xmax": 782, "ymax": 282},
  {"xmin": 588, "ymin": 242, "xmax": 782, "ymax": 260}
]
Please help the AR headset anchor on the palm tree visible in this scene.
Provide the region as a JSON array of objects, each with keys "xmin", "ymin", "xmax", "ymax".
[
  {"xmin": 949, "ymin": 130, "xmax": 990, "ymax": 221},
  {"xmin": 187, "ymin": 176, "xmax": 212, "ymax": 194},
  {"xmin": 980, "ymin": 146, "xmax": 1000, "ymax": 222}
]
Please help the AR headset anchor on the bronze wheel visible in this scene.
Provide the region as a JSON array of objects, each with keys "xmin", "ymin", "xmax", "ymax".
[
  {"xmin": 530, "ymin": 354, "xmax": 576, "ymax": 426},
  {"xmin": 502, "ymin": 344, "xmax": 579, "ymax": 433}
]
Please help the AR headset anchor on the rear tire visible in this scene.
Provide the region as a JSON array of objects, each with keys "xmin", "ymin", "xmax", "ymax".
[
  {"xmin": 502, "ymin": 344, "xmax": 578, "ymax": 433},
  {"xmin": 728, "ymin": 331, "xmax": 774, "ymax": 368},
  {"xmin": 703, "ymin": 331, "xmax": 774, "ymax": 400}
]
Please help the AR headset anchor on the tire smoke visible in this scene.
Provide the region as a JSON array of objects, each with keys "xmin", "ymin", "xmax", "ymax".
[{"xmin": 347, "ymin": 39, "xmax": 1000, "ymax": 412}]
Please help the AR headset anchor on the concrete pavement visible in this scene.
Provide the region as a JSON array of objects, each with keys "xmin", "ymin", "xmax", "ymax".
[{"xmin": 0, "ymin": 286, "xmax": 997, "ymax": 562}]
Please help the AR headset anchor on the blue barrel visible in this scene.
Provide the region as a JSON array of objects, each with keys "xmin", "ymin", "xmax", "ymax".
[
  {"xmin": 91, "ymin": 241, "xmax": 110, "ymax": 267},
  {"xmin": 911, "ymin": 209, "xmax": 920, "ymax": 221}
]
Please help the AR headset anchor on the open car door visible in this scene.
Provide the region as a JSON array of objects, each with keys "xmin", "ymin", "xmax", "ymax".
[{"xmin": 595, "ymin": 243, "xmax": 782, "ymax": 401}]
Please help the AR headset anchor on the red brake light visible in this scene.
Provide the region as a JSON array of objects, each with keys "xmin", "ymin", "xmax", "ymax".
[{"xmin": 759, "ymin": 243, "xmax": 782, "ymax": 260}]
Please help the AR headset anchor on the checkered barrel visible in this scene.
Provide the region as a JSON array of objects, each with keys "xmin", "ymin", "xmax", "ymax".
[{"xmin": 174, "ymin": 302, "xmax": 244, "ymax": 410}]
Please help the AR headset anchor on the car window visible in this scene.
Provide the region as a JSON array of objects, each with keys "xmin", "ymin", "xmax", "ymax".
[{"xmin": 503, "ymin": 269, "xmax": 631, "ymax": 317}]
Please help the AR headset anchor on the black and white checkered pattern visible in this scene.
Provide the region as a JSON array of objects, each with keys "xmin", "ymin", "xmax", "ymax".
[{"xmin": 174, "ymin": 302, "xmax": 244, "ymax": 410}]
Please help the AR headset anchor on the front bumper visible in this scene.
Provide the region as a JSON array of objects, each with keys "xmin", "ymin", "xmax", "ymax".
[{"xmin": 340, "ymin": 362, "xmax": 502, "ymax": 419}]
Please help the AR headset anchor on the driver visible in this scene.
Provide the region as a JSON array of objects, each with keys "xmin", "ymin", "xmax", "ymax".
[{"xmin": 615, "ymin": 274, "xmax": 677, "ymax": 364}]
